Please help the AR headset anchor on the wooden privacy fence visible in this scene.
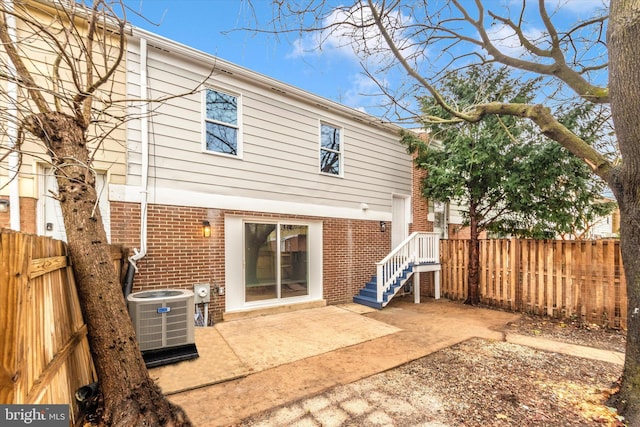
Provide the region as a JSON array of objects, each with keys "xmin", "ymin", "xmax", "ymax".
[
  {"xmin": 440, "ymin": 239, "xmax": 627, "ymax": 329},
  {"xmin": 0, "ymin": 229, "xmax": 125, "ymax": 424}
]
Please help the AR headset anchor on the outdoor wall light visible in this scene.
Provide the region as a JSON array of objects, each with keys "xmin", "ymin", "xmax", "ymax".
[
  {"xmin": 380, "ymin": 221, "xmax": 386, "ymax": 232},
  {"xmin": 202, "ymin": 220, "xmax": 211, "ymax": 237},
  {"xmin": 0, "ymin": 199, "xmax": 9, "ymax": 213}
]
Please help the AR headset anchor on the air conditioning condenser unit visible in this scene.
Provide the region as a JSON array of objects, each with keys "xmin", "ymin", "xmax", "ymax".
[{"xmin": 127, "ymin": 289, "xmax": 198, "ymax": 368}]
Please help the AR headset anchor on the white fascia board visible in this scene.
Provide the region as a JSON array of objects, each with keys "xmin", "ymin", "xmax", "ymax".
[
  {"xmin": 110, "ymin": 184, "xmax": 391, "ymax": 221},
  {"xmin": 110, "ymin": 184, "xmax": 144, "ymax": 203},
  {"xmin": 130, "ymin": 27, "xmax": 402, "ymax": 135}
]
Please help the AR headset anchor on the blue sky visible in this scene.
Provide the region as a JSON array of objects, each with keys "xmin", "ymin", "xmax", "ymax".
[
  {"xmin": 124, "ymin": 1, "xmax": 363, "ymax": 106},
  {"xmin": 123, "ymin": 0, "xmax": 609, "ymax": 123}
]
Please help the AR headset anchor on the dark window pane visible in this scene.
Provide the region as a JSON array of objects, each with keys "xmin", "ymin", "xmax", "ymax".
[
  {"xmin": 206, "ymin": 122, "xmax": 238, "ymax": 155},
  {"xmin": 320, "ymin": 124, "xmax": 340, "ymax": 150},
  {"xmin": 206, "ymin": 90, "xmax": 237, "ymax": 125},
  {"xmin": 244, "ymin": 223, "xmax": 277, "ymax": 302},
  {"xmin": 320, "ymin": 123, "xmax": 341, "ymax": 175},
  {"xmin": 281, "ymin": 224, "xmax": 308, "ymax": 299},
  {"xmin": 320, "ymin": 150, "xmax": 340, "ymax": 175}
]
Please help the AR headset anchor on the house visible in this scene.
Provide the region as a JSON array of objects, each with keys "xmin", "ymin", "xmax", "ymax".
[
  {"xmin": 569, "ymin": 197, "xmax": 620, "ymax": 240},
  {"xmin": 1, "ymin": 5, "xmax": 440, "ymax": 322},
  {"xmin": 109, "ymin": 28, "xmax": 441, "ymax": 321},
  {"xmin": 0, "ymin": 0, "xmax": 126, "ymax": 242},
  {"xmin": 588, "ymin": 206, "xmax": 620, "ymax": 239}
]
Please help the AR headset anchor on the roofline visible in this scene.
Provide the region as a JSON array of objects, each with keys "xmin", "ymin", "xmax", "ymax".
[
  {"xmin": 29, "ymin": 0, "xmax": 128, "ymax": 32},
  {"xmin": 131, "ymin": 27, "xmax": 403, "ymax": 134}
]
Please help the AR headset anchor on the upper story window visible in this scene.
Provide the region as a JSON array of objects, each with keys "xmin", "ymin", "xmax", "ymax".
[
  {"xmin": 204, "ymin": 88, "xmax": 241, "ymax": 157},
  {"xmin": 320, "ymin": 123, "xmax": 342, "ymax": 176}
]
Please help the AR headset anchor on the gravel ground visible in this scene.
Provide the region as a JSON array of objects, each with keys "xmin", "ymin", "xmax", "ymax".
[
  {"xmin": 239, "ymin": 315, "xmax": 626, "ymax": 426},
  {"xmin": 506, "ymin": 312, "xmax": 626, "ymax": 353}
]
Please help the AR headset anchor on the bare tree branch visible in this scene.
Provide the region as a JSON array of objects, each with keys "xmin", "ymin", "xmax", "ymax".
[
  {"xmin": 450, "ymin": 0, "xmax": 609, "ymax": 102},
  {"xmin": 0, "ymin": 9, "xmax": 49, "ymax": 113}
]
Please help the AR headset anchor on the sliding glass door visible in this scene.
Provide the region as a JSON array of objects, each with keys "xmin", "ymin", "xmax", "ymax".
[{"xmin": 244, "ymin": 222, "xmax": 308, "ymax": 302}]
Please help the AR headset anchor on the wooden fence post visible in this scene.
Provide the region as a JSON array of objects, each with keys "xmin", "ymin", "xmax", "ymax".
[
  {"xmin": 0, "ymin": 231, "xmax": 32, "ymax": 403},
  {"xmin": 0, "ymin": 230, "xmax": 130, "ymax": 422},
  {"xmin": 509, "ymin": 237, "xmax": 519, "ymax": 311}
]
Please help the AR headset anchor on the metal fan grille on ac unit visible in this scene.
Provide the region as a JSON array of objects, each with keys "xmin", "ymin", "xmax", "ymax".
[{"xmin": 127, "ymin": 289, "xmax": 195, "ymax": 352}]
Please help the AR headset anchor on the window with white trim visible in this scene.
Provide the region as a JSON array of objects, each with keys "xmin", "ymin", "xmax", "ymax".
[
  {"xmin": 320, "ymin": 123, "xmax": 342, "ymax": 176},
  {"xmin": 225, "ymin": 216, "xmax": 323, "ymax": 312},
  {"xmin": 204, "ymin": 88, "xmax": 241, "ymax": 156}
]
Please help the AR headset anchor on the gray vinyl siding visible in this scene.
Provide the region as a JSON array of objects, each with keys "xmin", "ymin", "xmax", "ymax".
[{"xmin": 126, "ymin": 34, "xmax": 411, "ymax": 212}]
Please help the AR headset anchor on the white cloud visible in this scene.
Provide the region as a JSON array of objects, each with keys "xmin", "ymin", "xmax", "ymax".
[
  {"xmin": 287, "ymin": 39, "xmax": 307, "ymax": 59},
  {"xmin": 337, "ymin": 71, "xmax": 420, "ymax": 121},
  {"xmin": 286, "ymin": 26, "xmax": 360, "ymax": 61},
  {"xmin": 286, "ymin": 3, "xmax": 421, "ymax": 69},
  {"xmin": 340, "ymin": 73, "xmax": 384, "ymax": 111},
  {"xmin": 284, "ymin": 3, "xmax": 424, "ymax": 120},
  {"xmin": 486, "ymin": 24, "xmax": 546, "ymax": 58},
  {"xmin": 485, "ymin": 0, "xmax": 607, "ymax": 59}
]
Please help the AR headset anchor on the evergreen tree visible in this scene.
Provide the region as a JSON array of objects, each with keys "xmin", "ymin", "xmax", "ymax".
[{"xmin": 403, "ymin": 66, "xmax": 614, "ymax": 304}]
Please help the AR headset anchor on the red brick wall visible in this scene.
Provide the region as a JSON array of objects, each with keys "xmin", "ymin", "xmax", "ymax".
[
  {"xmin": 110, "ymin": 201, "xmax": 141, "ymax": 248},
  {"xmin": 409, "ymin": 147, "xmax": 437, "ymax": 298},
  {"xmin": 110, "ymin": 202, "xmax": 390, "ymax": 322},
  {"xmin": 410, "ymin": 153, "xmax": 431, "ymax": 233},
  {"xmin": 111, "ymin": 202, "xmax": 224, "ymax": 321},
  {"xmin": 0, "ymin": 197, "xmax": 37, "ymax": 234},
  {"xmin": 322, "ymin": 217, "xmax": 390, "ymax": 305},
  {"xmin": 410, "ymin": 133, "xmax": 435, "ymax": 234}
]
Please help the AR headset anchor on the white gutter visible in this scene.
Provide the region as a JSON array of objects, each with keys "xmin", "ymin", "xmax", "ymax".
[
  {"xmin": 7, "ymin": 0, "xmax": 20, "ymax": 230},
  {"xmin": 129, "ymin": 37, "xmax": 149, "ymax": 270}
]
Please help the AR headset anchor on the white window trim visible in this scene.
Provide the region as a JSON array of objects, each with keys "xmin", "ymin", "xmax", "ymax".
[
  {"xmin": 319, "ymin": 121, "xmax": 344, "ymax": 178},
  {"xmin": 37, "ymin": 164, "xmax": 111, "ymax": 242},
  {"xmin": 201, "ymin": 87, "xmax": 243, "ymax": 159},
  {"xmin": 225, "ymin": 215, "xmax": 323, "ymax": 313}
]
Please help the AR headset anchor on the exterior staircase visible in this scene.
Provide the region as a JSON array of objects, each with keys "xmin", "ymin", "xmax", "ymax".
[
  {"xmin": 353, "ymin": 232, "xmax": 441, "ymax": 309},
  {"xmin": 353, "ymin": 264, "xmax": 415, "ymax": 309}
]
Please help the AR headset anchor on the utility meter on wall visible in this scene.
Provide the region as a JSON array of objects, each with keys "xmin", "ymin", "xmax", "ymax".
[{"xmin": 193, "ymin": 283, "xmax": 211, "ymax": 304}]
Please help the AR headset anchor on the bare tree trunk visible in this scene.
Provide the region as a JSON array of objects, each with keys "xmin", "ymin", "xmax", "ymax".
[
  {"xmin": 608, "ymin": 2, "xmax": 640, "ymax": 424},
  {"xmin": 614, "ymin": 204, "xmax": 640, "ymax": 423},
  {"xmin": 464, "ymin": 202, "xmax": 480, "ymax": 305},
  {"xmin": 27, "ymin": 112, "xmax": 190, "ymax": 426}
]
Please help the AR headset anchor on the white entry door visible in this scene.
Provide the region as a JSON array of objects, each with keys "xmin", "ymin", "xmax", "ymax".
[
  {"xmin": 392, "ymin": 194, "xmax": 410, "ymax": 249},
  {"xmin": 40, "ymin": 168, "xmax": 111, "ymax": 242}
]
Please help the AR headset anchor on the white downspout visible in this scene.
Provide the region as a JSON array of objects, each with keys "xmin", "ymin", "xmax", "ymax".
[
  {"xmin": 7, "ymin": 0, "xmax": 20, "ymax": 230},
  {"xmin": 129, "ymin": 37, "xmax": 149, "ymax": 270}
]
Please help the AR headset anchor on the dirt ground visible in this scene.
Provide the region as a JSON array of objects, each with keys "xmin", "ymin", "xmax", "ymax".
[{"xmin": 239, "ymin": 313, "xmax": 626, "ymax": 426}]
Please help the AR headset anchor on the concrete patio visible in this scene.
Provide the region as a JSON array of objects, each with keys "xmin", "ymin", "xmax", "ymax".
[{"xmin": 151, "ymin": 297, "xmax": 624, "ymax": 426}]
